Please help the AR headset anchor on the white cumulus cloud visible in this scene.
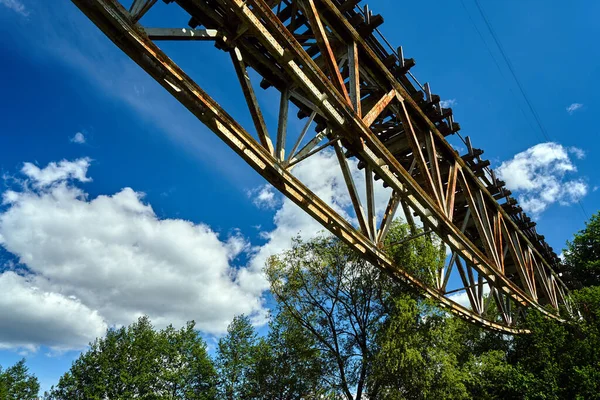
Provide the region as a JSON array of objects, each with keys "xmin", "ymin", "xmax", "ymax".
[
  {"xmin": 440, "ymin": 99, "xmax": 457, "ymax": 108},
  {"xmin": 496, "ymin": 142, "xmax": 588, "ymax": 216},
  {"xmin": 19, "ymin": 158, "xmax": 92, "ymax": 189},
  {"xmin": 0, "ymin": 151, "xmax": 406, "ymax": 352},
  {"xmin": 0, "ymin": 272, "xmax": 106, "ymax": 352},
  {"xmin": 0, "ymin": 159, "xmax": 267, "ymax": 351}
]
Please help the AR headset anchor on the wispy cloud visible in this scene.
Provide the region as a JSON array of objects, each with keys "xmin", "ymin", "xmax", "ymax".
[
  {"xmin": 248, "ymin": 184, "xmax": 280, "ymax": 209},
  {"xmin": 566, "ymin": 103, "xmax": 583, "ymax": 115},
  {"xmin": 0, "ymin": 0, "xmax": 28, "ymax": 16},
  {"xmin": 19, "ymin": 158, "xmax": 92, "ymax": 189},
  {"xmin": 569, "ymin": 146, "xmax": 585, "ymax": 159},
  {"xmin": 440, "ymin": 99, "xmax": 457, "ymax": 108},
  {"xmin": 70, "ymin": 132, "xmax": 86, "ymax": 144}
]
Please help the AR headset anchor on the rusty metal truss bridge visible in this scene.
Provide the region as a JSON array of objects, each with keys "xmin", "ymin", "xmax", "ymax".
[{"xmin": 70, "ymin": 0, "xmax": 573, "ymax": 333}]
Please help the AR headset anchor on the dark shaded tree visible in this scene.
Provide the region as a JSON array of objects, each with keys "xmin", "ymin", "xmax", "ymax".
[
  {"xmin": 501, "ymin": 287, "xmax": 600, "ymax": 400},
  {"xmin": 455, "ymin": 211, "xmax": 600, "ymax": 400}
]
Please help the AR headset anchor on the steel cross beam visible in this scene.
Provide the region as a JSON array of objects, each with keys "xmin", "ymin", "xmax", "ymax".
[
  {"xmin": 69, "ymin": 0, "xmax": 571, "ymax": 333},
  {"xmin": 206, "ymin": 0, "xmax": 570, "ymax": 318}
]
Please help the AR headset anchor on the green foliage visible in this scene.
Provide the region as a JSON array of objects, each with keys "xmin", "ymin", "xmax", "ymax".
[
  {"xmin": 215, "ymin": 312, "xmax": 326, "ymax": 399},
  {"xmin": 384, "ymin": 221, "xmax": 446, "ymax": 287},
  {"xmin": 49, "ymin": 316, "xmax": 217, "ymax": 399},
  {"xmin": 44, "ymin": 212, "xmax": 600, "ymax": 399},
  {"xmin": 463, "ymin": 350, "xmax": 528, "ymax": 400},
  {"xmin": 573, "ymin": 285, "xmax": 600, "ymax": 322},
  {"xmin": 215, "ymin": 315, "xmax": 257, "ymax": 399},
  {"xmin": 563, "ymin": 211, "xmax": 600, "ymax": 289},
  {"xmin": 262, "ymin": 216, "xmax": 600, "ymax": 399},
  {"xmin": 265, "ymin": 222, "xmax": 455, "ymax": 400},
  {"xmin": 463, "ymin": 286, "xmax": 599, "ymax": 400},
  {"xmin": 266, "ymin": 234, "xmax": 390, "ymax": 399},
  {"xmin": 0, "ymin": 359, "xmax": 40, "ymax": 400},
  {"xmin": 511, "ymin": 312, "xmax": 567, "ymax": 399},
  {"xmin": 248, "ymin": 311, "xmax": 326, "ymax": 398},
  {"xmin": 370, "ymin": 296, "xmax": 469, "ymax": 400}
]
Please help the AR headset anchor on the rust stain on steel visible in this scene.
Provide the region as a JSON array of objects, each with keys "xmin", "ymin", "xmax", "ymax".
[
  {"xmin": 67, "ymin": 0, "xmax": 570, "ymax": 333},
  {"xmin": 230, "ymin": 0, "xmax": 566, "ymax": 321}
]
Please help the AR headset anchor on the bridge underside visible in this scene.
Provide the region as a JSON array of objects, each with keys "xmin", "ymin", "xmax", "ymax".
[{"xmin": 70, "ymin": 0, "xmax": 572, "ymax": 333}]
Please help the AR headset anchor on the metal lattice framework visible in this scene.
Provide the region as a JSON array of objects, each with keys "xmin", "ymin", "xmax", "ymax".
[{"xmin": 70, "ymin": 0, "xmax": 572, "ymax": 333}]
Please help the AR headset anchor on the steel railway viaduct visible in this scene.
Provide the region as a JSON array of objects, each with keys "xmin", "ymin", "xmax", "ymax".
[{"xmin": 70, "ymin": 0, "xmax": 573, "ymax": 333}]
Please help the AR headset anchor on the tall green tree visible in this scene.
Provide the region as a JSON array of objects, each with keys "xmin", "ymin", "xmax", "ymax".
[
  {"xmin": 369, "ymin": 296, "xmax": 470, "ymax": 399},
  {"xmin": 215, "ymin": 315, "xmax": 257, "ymax": 399},
  {"xmin": 462, "ymin": 349, "xmax": 528, "ymax": 400},
  {"xmin": 502, "ymin": 287, "xmax": 600, "ymax": 400},
  {"xmin": 0, "ymin": 359, "xmax": 40, "ymax": 400},
  {"xmin": 457, "ymin": 211, "xmax": 600, "ymax": 400},
  {"xmin": 266, "ymin": 235, "xmax": 387, "ymax": 400},
  {"xmin": 49, "ymin": 316, "xmax": 217, "ymax": 399},
  {"xmin": 265, "ymin": 221, "xmax": 448, "ymax": 399},
  {"xmin": 248, "ymin": 310, "xmax": 326, "ymax": 399},
  {"xmin": 215, "ymin": 312, "xmax": 326, "ymax": 399},
  {"xmin": 562, "ymin": 211, "xmax": 600, "ymax": 289}
]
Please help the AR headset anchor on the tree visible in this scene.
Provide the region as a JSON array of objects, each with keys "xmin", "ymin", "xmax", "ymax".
[
  {"xmin": 214, "ymin": 312, "xmax": 326, "ymax": 400},
  {"xmin": 369, "ymin": 296, "xmax": 470, "ymax": 399},
  {"xmin": 505, "ymin": 287, "xmax": 600, "ymax": 400},
  {"xmin": 566, "ymin": 286, "xmax": 600, "ymax": 398},
  {"xmin": 265, "ymin": 221, "xmax": 448, "ymax": 399},
  {"xmin": 384, "ymin": 221, "xmax": 446, "ymax": 287},
  {"xmin": 49, "ymin": 316, "xmax": 217, "ymax": 399},
  {"xmin": 462, "ymin": 350, "xmax": 528, "ymax": 400},
  {"xmin": 159, "ymin": 323, "xmax": 218, "ymax": 399},
  {"xmin": 0, "ymin": 359, "xmax": 40, "ymax": 400},
  {"xmin": 450, "ymin": 211, "xmax": 600, "ymax": 400},
  {"xmin": 562, "ymin": 211, "xmax": 600, "ymax": 289},
  {"xmin": 266, "ymin": 235, "xmax": 386, "ymax": 399},
  {"xmin": 248, "ymin": 310, "xmax": 326, "ymax": 399},
  {"xmin": 215, "ymin": 315, "xmax": 257, "ymax": 399}
]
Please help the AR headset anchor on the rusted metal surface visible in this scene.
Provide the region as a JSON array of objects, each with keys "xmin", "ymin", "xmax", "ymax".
[
  {"xmin": 230, "ymin": 47, "xmax": 275, "ymax": 155},
  {"xmin": 69, "ymin": 0, "xmax": 572, "ymax": 333}
]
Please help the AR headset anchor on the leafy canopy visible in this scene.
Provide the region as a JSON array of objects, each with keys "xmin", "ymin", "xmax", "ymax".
[
  {"xmin": 563, "ymin": 211, "xmax": 600, "ymax": 288},
  {"xmin": 49, "ymin": 316, "xmax": 217, "ymax": 399},
  {"xmin": 0, "ymin": 359, "xmax": 40, "ymax": 400}
]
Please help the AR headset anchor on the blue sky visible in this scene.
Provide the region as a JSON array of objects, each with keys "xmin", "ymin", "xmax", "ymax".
[{"xmin": 0, "ymin": 0, "xmax": 598, "ymax": 392}]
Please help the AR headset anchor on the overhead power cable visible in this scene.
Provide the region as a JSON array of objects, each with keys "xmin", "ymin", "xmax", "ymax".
[
  {"xmin": 459, "ymin": 0, "xmax": 539, "ymax": 136},
  {"xmin": 472, "ymin": 0, "xmax": 552, "ymax": 143},
  {"xmin": 469, "ymin": 0, "xmax": 590, "ymax": 220}
]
